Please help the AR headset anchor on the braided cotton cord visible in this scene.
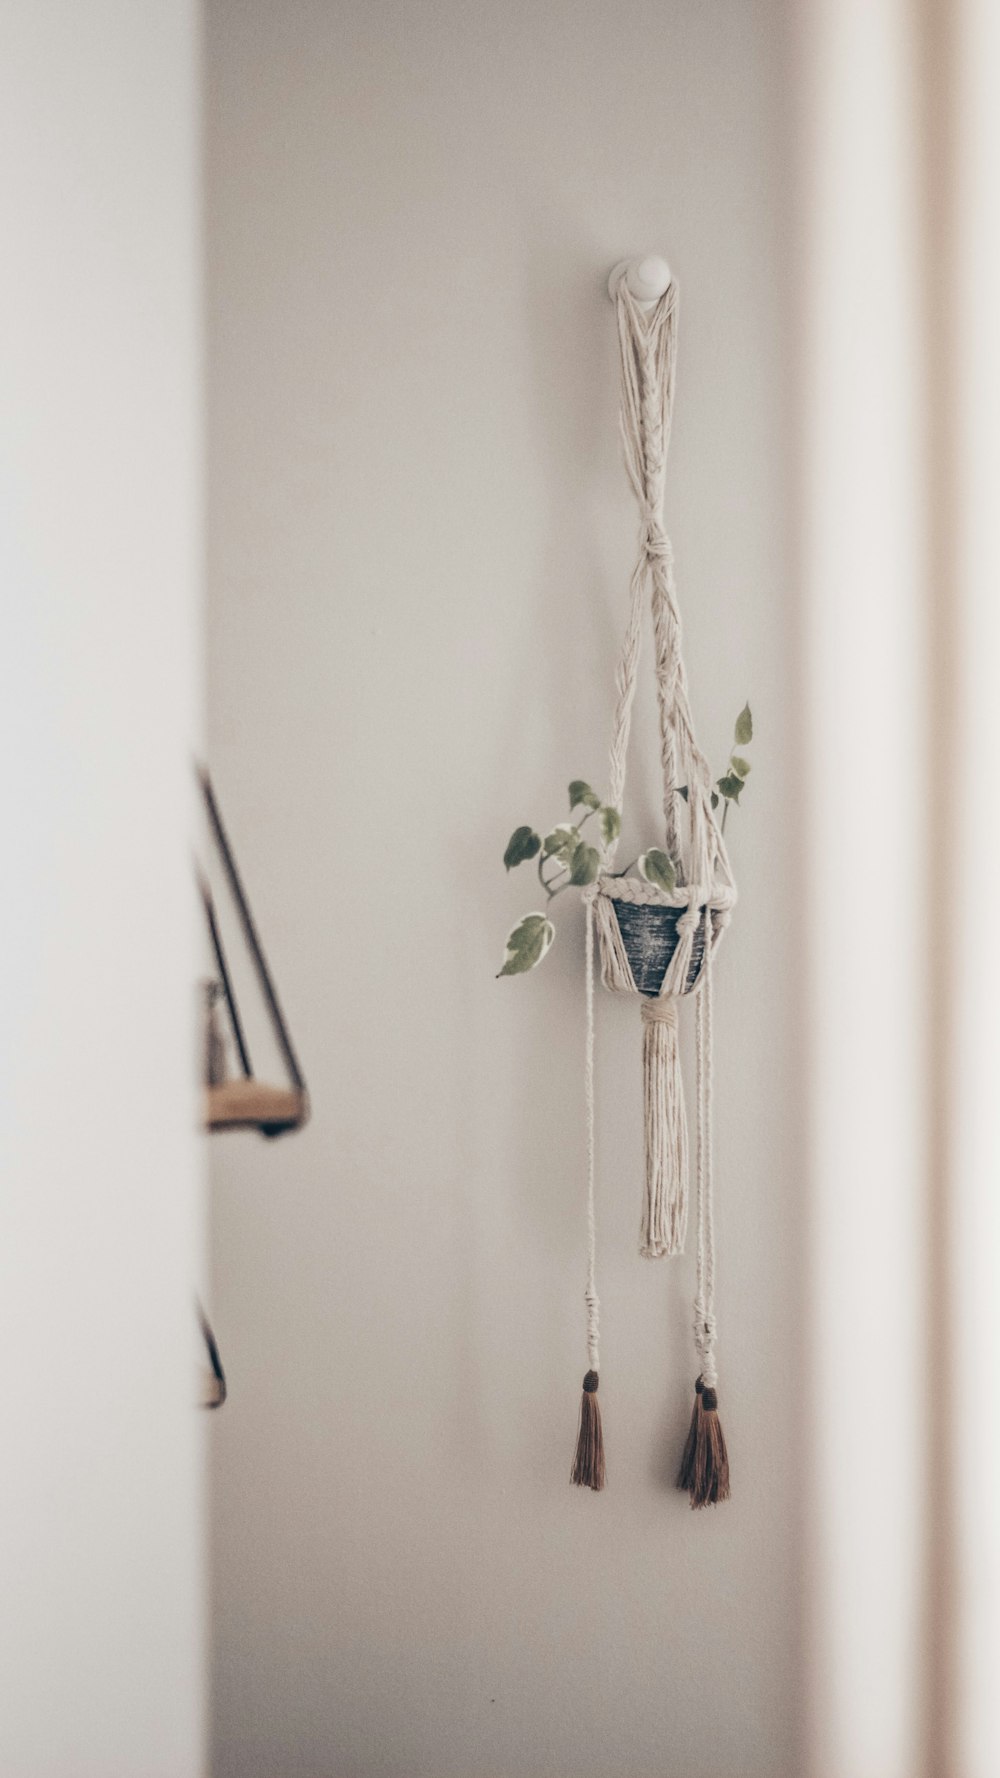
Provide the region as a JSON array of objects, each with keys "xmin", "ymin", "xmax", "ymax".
[
  {"xmin": 583, "ymin": 889, "xmax": 600, "ymax": 1372},
  {"xmin": 606, "ymin": 273, "xmax": 735, "ymax": 905},
  {"xmin": 609, "ymin": 273, "xmax": 733, "ymax": 1411},
  {"xmin": 605, "ymin": 565, "xmax": 646, "ymax": 858},
  {"xmin": 576, "ymin": 264, "xmax": 734, "ymax": 1489},
  {"xmin": 693, "ymin": 910, "xmax": 718, "ymax": 1387}
]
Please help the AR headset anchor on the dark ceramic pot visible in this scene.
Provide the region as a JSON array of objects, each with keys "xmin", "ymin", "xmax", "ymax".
[{"xmin": 611, "ymin": 900, "xmax": 720, "ymax": 997}]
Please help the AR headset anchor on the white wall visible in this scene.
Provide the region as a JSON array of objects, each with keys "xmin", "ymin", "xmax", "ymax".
[
  {"xmin": 0, "ymin": 7, "xmax": 204, "ymax": 1775},
  {"xmin": 206, "ymin": 5, "xmax": 799, "ymax": 1775}
]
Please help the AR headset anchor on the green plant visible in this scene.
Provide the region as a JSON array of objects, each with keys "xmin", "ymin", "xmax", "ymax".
[
  {"xmin": 714, "ymin": 701, "xmax": 753, "ymax": 833},
  {"xmin": 498, "ymin": 704, "xmax": 753, "ymax": 977},
  {"xmin": 497, "ymin": 781, "xmax": 614, "ymax": 976}
]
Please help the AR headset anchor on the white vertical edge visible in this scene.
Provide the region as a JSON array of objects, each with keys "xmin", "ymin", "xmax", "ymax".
[
  {"xmin": 0, "ymin": 6, "xmax": 205, "ymax": 1773},
  {"xmin": 797, "ymin": 1, "xmax": 930, "ymax": 1773},
  {"xmin": 949, "ymin": 1, "xmax": 1000, "ymax": 1771}
]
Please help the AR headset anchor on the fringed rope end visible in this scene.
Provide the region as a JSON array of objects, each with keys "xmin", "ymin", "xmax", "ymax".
[
  {"xmin": 676, "ymin": 1375, "xmax": 703, "ymax": 1491},
  {"xmin": 687, "ymin": 1383, "xmax": 729, "ymax": 1508},
  {"xmin": 571, "ymin": 1370, "xmax": 606, "ymax": 1491},
  {"xmin": 639, "ymin": 995, "xmax": 688, "ymax": 1257}
]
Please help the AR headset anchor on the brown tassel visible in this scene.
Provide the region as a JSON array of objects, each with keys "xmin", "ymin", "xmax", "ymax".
[
  {"xmin": 571, "ymin": 1370, "xmax": 606, "ymax": 1491},
  {"xmin": 676, "ymin": 1375, "xmax": 703, "ymax": 1491},
  {"xmin": 688, "ymin": 1384, "xmax": 730, "ymax": 1508}
]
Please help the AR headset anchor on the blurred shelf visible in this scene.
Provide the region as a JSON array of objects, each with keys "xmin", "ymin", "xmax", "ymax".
[{"xmin": 204, "ymin": 1078, "xmax": 308, "ymax": 1137}]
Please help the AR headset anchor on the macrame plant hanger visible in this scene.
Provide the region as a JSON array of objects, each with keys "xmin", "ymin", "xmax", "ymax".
[{"xmin": 572, "ymin": 261, "xmax": 736, "ymax": 1506}]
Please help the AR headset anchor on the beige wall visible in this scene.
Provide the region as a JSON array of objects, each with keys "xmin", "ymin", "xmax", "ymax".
[
  {"xmin": 206, "ymin": 5, "xmax": 800, "ymax": 1775},
  {"xmin": 1, "ymin": 5, "xmax": 204, "ymax": 1774}
]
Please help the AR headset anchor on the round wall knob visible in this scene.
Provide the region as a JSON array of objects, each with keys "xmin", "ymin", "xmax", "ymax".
[{"xmin": 607, "ymin": 254, "xmax": 673, "ymax": 304}]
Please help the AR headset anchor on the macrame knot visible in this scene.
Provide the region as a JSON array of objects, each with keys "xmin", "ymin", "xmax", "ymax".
[
  {"xmin": 693, "ymin": 1297, "xmax": 718, "ymax": 1373},
  {"xmin": 694, "ymin": 1300, "xmax": 717, "ymax": 1341},
  {"xmin": 677, "ymin": 899, "xmax": 704, "ymax": 938},
  {"xmin": 643, "ymin": 520, "xmax": 671, "ymax": 565},
  {"xmin": 640, "ymin": 995, "xmax": 677, "ymax": 1027}
]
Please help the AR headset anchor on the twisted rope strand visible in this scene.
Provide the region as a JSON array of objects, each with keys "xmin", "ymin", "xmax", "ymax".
[
  {"xmin": 584, "ymin": 890, "xmax": 600, "ymax": 1372},
  {"xmin": 608, "ymin": 271, "xmax": 734, "ymax": 903},
  {"xmin": 580, "ymin": 269, "xmax": 733, "ymax": 1485},
  {"xmin": 694, "ymin": 910, "xmax": 718, "ymax": 1388}
]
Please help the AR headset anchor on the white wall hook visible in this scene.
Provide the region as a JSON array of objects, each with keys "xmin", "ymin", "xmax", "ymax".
[{"xmin": 607, "ymin": 254, "xmax": 672, "ymax": 306}]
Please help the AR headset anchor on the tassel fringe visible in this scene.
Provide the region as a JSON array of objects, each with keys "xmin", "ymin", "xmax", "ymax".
[
  {"xmin": 685, "ymin": 1383, "xmax": 729, "ymax": 1508},
  {"xmin": 571, "ymin": 1371, "xmax": 606, "ymax": 1491},
  {"xmin": 676, "ymin": 1376, "xmax": 703, "ymax": 1491},
  {"xmin": 640, "ymin": 996, "xmax": 688, "ymax": 1256}
]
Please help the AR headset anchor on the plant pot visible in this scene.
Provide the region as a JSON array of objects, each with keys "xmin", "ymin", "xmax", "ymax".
[{"xmin": 611, "ymin": 900, "xmax": 720, "ymax": 997}]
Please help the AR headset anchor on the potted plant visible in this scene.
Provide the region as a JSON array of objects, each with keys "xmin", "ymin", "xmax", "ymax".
[{"xmin": 498, "ymin": 703, "xmax": 753, "ymax": 995}]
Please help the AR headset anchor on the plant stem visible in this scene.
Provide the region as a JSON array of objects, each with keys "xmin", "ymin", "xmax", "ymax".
[{"xmin": 538, "ymin": 852, "xmax": 569, "ymax": 899}]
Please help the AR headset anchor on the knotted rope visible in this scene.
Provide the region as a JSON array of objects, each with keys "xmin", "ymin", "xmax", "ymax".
[
  {"xmin": 572, "ymin": 268, "xmax": 735, "ymax": 1504},
  {"xmin": 583, "ymin": 889, "xmax": 600, "ymax": 1376},
  {"xmin": 571, "ymin": 887, "xmax": 606, "ymax": 1491}
]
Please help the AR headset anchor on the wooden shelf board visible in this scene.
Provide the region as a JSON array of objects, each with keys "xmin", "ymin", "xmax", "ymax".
[{"xmin": 204, "ymin": 1079, "xmax": 308, "ymax": 1136}]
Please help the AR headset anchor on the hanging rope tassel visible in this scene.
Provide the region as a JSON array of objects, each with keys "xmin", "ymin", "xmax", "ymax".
[
  {"xmin": 572, "ymin": 893, "xmax": 606, "ymax": 1490},
  {"xmin": 676, "ymin": 1375, "xmax": 703, "ymax": 1490},
  {"xmin": 680, "ymin": 912, "xmax": 730, "ymax": 1507},
  {"xmin": 571, "ymin": 1370, "xmax": 606, "ymax": 1491},
  {"xmin": 689, "ymin": 1383, "xmax": 729, "ymax": 1508},
  {"xmin": 639, "ymin": 996, "xmax": 688, "ymax": 1257}
]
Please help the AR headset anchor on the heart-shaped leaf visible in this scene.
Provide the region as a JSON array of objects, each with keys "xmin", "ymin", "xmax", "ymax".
[
  {"xmin": 734, "ymin": 703, "xmax": 753, "ymax": 746},
  {"xmin": 569, "ymin": 780, "xmax": 601, "ymax": 812},
  {"xmin": 638, "ymin": 848, "xmax": 676, "ymax": 894},
  {"xmin": 599, "ymin": 805, "xmax": 621, "ymax": 846},
  {"xmin": 497, "ymin": 912, "xmax": 555, "ymax": 976},
  {"xmin": 504, "ymin": 825, "xmax": 541, "ymax": 870},
  {"xmin": 717, "ymin": 773, "xmax": 744, "ymax": 803},
  {"xmin": 543, "ymin": 823, "xmax": 580, "ymax": 858},
  {"xmin": 569, "ymin": 842, "xmax": 601, "ymax": 886}
]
